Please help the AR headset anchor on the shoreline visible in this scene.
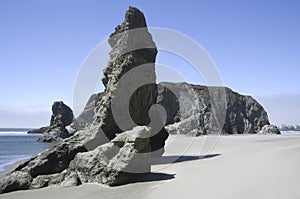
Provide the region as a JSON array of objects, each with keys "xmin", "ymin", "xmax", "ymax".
[
  {"xmin": 0, "ymin": 133, "xmax": 48, "ymax": 181},
  {"xmin": 0, "ymin": 133, "xmax": 297, "ymax": 179},
  {"xmin": 0, "ymin": 159, "xmax": 28, "ymax": 180}
]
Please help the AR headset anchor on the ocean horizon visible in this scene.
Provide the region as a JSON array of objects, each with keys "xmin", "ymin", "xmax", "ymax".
[{"xmin": 0, "ymin": 129, "xmax": 52, "ymax": 173}]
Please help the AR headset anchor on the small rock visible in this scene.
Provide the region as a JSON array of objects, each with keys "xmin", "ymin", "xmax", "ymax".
[
  {"xmin": 30, "ymin": 173, "xmax": 65, "ymax": 189},
  {"xmin": 60, "ymin": 172, "xmax": 81, "ymax": 187},
  {"xmin": 259, "ymin": 125, "xmax": 281, "ymax": 134},
  {"xmin": 0, "ymin": 171, "xmax": 32, "ymax": 193},
  {"xmin": 30, "ymin": 176, "xmax": 49, "ymax": 189}
]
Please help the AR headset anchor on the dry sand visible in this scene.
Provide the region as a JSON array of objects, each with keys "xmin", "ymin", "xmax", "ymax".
[{"xmin": 1, "ymin": 134, "xmax": 300, "ymax": 199}]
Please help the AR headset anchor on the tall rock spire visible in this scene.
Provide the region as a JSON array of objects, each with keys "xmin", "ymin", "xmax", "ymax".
[{"xmin": 94, "ymin": 6, "xmax": 168, "ymax": 153}]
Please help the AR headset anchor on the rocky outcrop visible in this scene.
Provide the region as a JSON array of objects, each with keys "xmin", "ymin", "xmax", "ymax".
[
  {"xmin": 64, "ymin": 126, "xmax": 151, "ymax": 186},
  {"xmin": 0, "ymin": 126, "xmax": 151, "ymax": 193},
  {"xmin": 0, "ymin": 171, "xmax": 32, "ymax": 193},
  {"xmin": 66, "ymin": 93, "xmax": 104, "ymax": 135},
  {"xmin": 259, "ymin": 124, "xmax": 281, "ymax": 134},
  {"xmin": 158, "ymin": 82, "xmax": 276, "ymax": 135},
  {"xmin": 0, "ymin": 6, "xmax": 168, "ymax": 194},
  {"xmin": 0, "ymin": 139, "xmax": 87, "ymax": 192},
  {"xmin": 28, "ymin": 101, "xmax": 74, "ymax": 142},
  {"xmin": 73, "ymin": 82, "xmax": 278, "ymax": 136}
]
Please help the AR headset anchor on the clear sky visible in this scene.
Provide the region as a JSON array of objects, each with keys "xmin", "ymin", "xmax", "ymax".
[{"xmin": 0, "ymin": 0, "xmax": 299, "ymax": 128}]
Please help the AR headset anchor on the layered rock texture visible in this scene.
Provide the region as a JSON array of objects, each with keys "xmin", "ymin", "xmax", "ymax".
[
  {"xmin": 0, "ymin": 6, "xmax": 167, "ymax": 194},
  {"xmin": 92, "ymin": 6, "xmax": 168, "ymax": 153},
  {"xmin": 28, "ymin": 101, "xmax": 74, "ymax": 142}
]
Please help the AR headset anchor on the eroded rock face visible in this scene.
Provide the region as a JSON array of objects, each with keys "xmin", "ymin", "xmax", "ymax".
[
  {"xmin": 64, "ymin": 126, "xmax": 151, "ymax": 186},
  {"xmin": 92, "ymin": 5, "xmax": 168, "ymax": 153},
  {"xmin": 50, "ymin": 101, "xmax": 74, "ymax": 127},
  {"xmin": 157, "ymin": 82, "xmax": 208, "ymax": 135},
  {"xmin": 0, "ymin": 171, "xmax": 32, "ymax": 193},
  {"xmin": 28, "ymin": 101, "xmax": 74, "ymax": 142},
  {"xmin": 66, "ymin": 93, "xmax": 104, "ymax": 135},
  {"xmin": 159, "ymin": 82, "xmax": 274, "ymax": 135}
]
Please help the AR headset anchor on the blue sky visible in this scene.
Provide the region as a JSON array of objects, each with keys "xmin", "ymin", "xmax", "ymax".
[{"xmin": 0, "ymin": 0, "xmax": 299, "ymax": 127}]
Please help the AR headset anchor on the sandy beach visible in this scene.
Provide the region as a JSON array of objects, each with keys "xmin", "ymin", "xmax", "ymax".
[{"xmin": 0, "ymin": 134, "xmax": 299, "ymax": 199}]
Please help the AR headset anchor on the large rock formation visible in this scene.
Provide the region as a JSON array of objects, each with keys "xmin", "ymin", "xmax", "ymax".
[
  {"xmin": 158, "ymin": 82, "xmax": 278, "ymax": 135},
  {"xmin": 28, "ymin": 101, "xmax": 74, "ymax": 142},
  {"xmin": 0, "ymin": 6, "xmax": 167, "ymax": 194},
  {"xmin": 92, "ymin": 6, "xmax": 168, "ymax": 154},
  {"xmin": 72, "ymin": 82, "xmax": 279, "ymax": 136}
]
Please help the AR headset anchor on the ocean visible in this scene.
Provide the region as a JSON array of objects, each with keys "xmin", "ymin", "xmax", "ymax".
[
  {"xmin": 0, "ymin": 129, "xmax": 299, "ymax": 175},
  {"xmin": 280, "ymin": 131, "xmax": 300, "ymax": 135},
  {"xmin": 0, "ymin": 129, "xmax": 52, "ymax": 173}
]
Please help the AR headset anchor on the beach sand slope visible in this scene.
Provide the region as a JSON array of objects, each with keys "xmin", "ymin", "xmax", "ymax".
[{"xmin": 1, "ymin": 134, "xmax": 299, "ymax": 199}]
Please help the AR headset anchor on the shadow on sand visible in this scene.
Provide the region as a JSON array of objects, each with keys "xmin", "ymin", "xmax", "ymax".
[
  {"xmin": 151, "ymin": 154, "xmax": 221, "ymax": 165},
  {"xmin": 122, "ymin": 172, "xmax": 176, "ymax": 185},
  {"xmin": 117, "ymin": 154, "xmax": 221, "ymax": 186}
]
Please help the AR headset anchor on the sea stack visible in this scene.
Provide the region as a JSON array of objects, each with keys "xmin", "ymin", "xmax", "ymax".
[
  {"xmin": 0, "ymin": 6, "xmax": 168, "ymax": 194},
  {"xmin": 92, "ymin": 6, "xmax": 168, "ymax": 154},
  {"xmin": 28, "ymin": 101, "xmax": 74, "ymax": 142}
]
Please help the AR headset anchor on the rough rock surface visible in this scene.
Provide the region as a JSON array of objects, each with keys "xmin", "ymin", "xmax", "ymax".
[
  {"xmin": 0, "ymin": 126, "xmax": 151, "ymax": 193},
  {"xmin": 66, "ymin": 93, "xmax": 104, "ymax": 135},
  {"xmin": 92, "ymin": 5, "xmax": 168, "ymax": 153},
  {"xmin": 159, "ymin": 82, "xmax": 276, "ymax": 135},
  {"xmin": 28, "ymin": 101, "xmax": 74, "ymax": 142},
  {"xmin": 64, "ymin": 126, "xmax": 151, "ymax": 186},
  {"xmin": 0, "ymin": 171, "xmax": 32, "ymax": 193},
  {"xmin": 259, "ymin": 124, "xmax": 281, "ymax": 134},
  {"xmin": 0, "ymin": 6, "xmax": 167, "ymax": 194}
]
